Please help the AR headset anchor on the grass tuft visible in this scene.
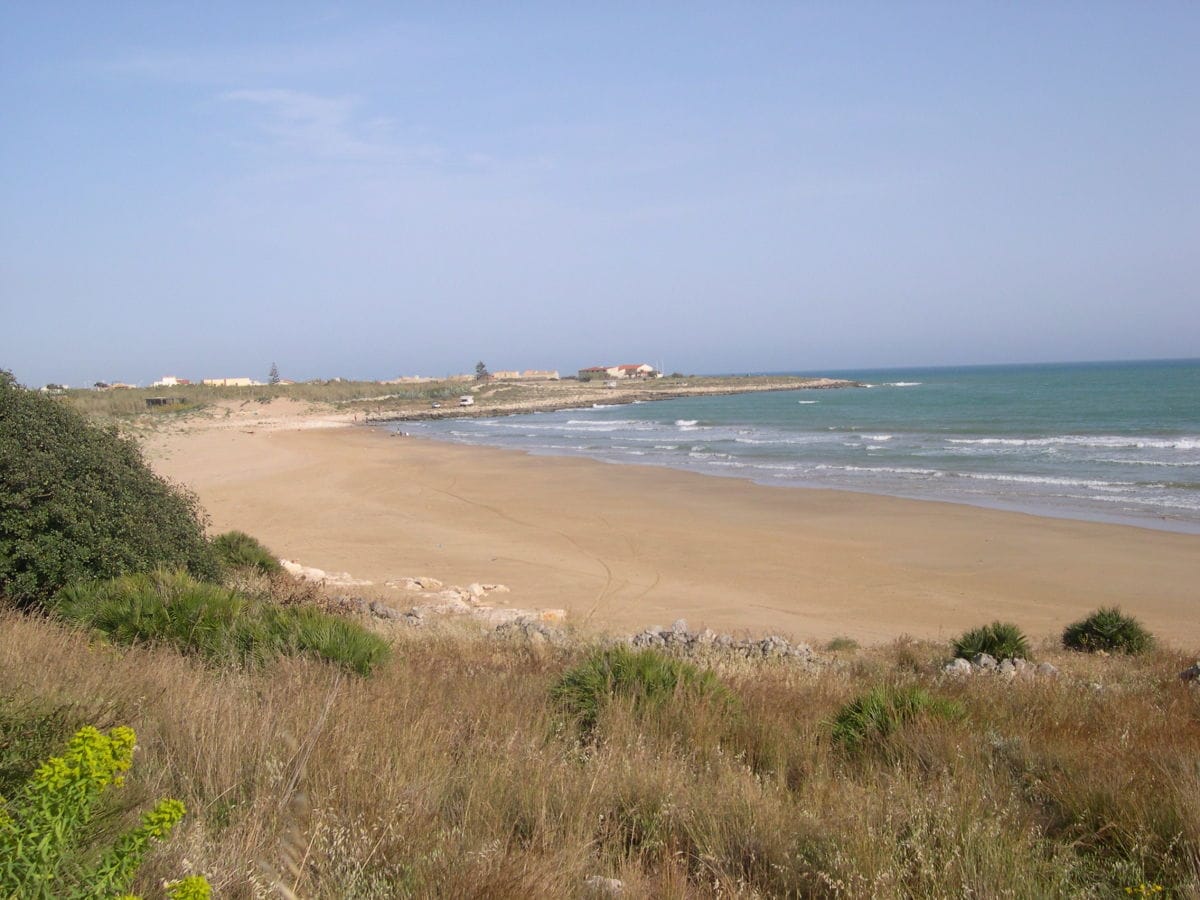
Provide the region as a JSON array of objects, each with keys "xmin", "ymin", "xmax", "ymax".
[
  {"xmin": 550, "ymin": 645, "xmax": 733, "ymax": 732},
  {"xmin": 53, "ymin": 570, "xmax": 389, "ymax": 675},
  {"xmin": 830, "ymin": 684, "xmax": 965, "ymax": 752},
  {"xmin": 1062, "ymin": 607, "xmax": 1155, "ymax": 655},
  {"xmin": 825, "ymin": 636, "xmax": 860, "ymax": 652},
  {"xmin": 952, "ymin": 621, "xmax": 1031, "ymax": 660}
]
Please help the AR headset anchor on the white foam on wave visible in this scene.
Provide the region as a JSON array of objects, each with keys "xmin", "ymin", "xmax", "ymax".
[
  {"xmin": 676, "ymin": 419, "xmax": 703, "ymax": 431},
  {"xmin": 947, "ymin": 435, "xmax": 1200, "ymax": 451},
  {"xmin": 1091, "ymin": 494, "xmax": 1200, "ymax": 512},
  {"xmin": 817, "ymin": 464, "xmax": 944, "ymax": 477},
  {"xmin": 865, "ymin": 434, "xmax": 893, "ymax": 441},
  {"xmin": 956, "ymin": 472, "xmax": 1135, "ymax": 490},
  {"xmin": 1093, "ymin": 457, "xmax": 1192, "ymax": 468},
  {"xmin": 885, "ymin": 381, "xmax": 923, "ymax": 387},
  {"xmin": 797, "ymin": 400, "xmax": 819, "ymax": 404}
]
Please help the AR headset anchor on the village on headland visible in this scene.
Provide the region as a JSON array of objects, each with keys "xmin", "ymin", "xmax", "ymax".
[{"xmin": 38, "ymin": 362, "xmax": 859, "ymax": 423}]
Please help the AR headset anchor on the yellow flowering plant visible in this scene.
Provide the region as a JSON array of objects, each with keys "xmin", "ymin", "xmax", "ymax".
[{"xmin": 0, "ymin": 725, "xmax": 210, "ymax": 899}]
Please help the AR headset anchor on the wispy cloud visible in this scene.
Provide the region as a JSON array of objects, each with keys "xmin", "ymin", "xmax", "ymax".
[{"xmin": 223, "ymin": 88, "xmax": 389, "ymax": 160}]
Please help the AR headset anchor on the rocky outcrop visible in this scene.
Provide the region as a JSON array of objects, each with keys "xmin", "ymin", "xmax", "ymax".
[
  {"xmin": 629, "ymin": 619, "xmax": 816, "ymax": 664},
  {"xmin": 942, "ymin": 655, "xmax": 1058, "ymax": 679}
]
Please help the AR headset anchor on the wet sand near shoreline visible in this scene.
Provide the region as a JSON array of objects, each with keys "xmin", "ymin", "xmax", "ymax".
[{"xmin": 146, "ymin": 416, "xmax": 1200, "ymax": 648}]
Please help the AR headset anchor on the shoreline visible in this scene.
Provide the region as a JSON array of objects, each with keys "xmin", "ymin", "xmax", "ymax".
[
  {"xmin": 144, "ymin": 410, "xmax": 1200, "ymax": 648},
  {"xmin": 391, "ymin": 427, "xmax": 1200, "ymax": 537}
]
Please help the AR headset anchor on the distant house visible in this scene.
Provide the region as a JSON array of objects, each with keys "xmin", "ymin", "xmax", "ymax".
[
  {"xmin": 152, "ymin": 376, "xmax": 191, "ymax": 387},
  {"xmin": 614, "ymin": 364, "xmax": 657, "ymax": 379},
  {"xmin": 491, "ymin": 370, "xmax": 522, "ymax": 380},
  {"xmin": 202, "ymin": 377, "xmax": 257, "ymax": 387},
  {"xmin": 577, "ymin": 364, "xmax": 657, "ymax": 381}
]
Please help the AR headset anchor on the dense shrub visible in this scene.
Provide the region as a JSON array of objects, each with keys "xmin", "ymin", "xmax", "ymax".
[
  {"xmin": 830, "ymin": 685, "xmax": 965, "ymax": 752},
  {"xmin": 54, "ymin": 570, "xmax": 390, "ymax": 675},
  {"xmin": 211, "ymin": 530, "xmax": 283, "ymax": 576},
  {"xmin": 952, "ymin": 621, "xmax": 1031, "ymax": 660},
  {"xmin": 551, "ymin": 646, "xmax": 733, "ymax": 732},
  {"xmin": 0, "ymin": 372, "xmax": 219, "ymax": 605},
  {"xmin": 0, "ymin": 724, "xmax": 207, "ymax": 898},
  {"xmin": 1063, "ymin": 607, "xmax": 1155, "ymax": 655}
]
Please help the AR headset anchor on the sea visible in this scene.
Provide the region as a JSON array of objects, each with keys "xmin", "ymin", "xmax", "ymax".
[{"xmin": 390, "ymin": 360, "xmax": 1200, "ymax": 534}]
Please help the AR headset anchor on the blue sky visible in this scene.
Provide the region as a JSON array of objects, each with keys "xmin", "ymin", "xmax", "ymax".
[{"xmin": 2, "ymin": 3, "xmax": 1197, "ymax": 386}]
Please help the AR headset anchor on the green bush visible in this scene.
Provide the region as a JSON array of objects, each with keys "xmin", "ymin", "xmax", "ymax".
[
  {"xmin": 952, "ymin": 621, "xmax": 1031, "ymax": 660},
  {"xmin": 54, "ymin": 570, "xmax": 390, "ymax": 675},
  {"xmin": 0, "ymin": 371, "xmax": 219, "ymax": 606},
  {"xmin": 211, "ymin": 530, "xmax": 283, "ymax": 575},
  {"xmin": 1062, "ymin": 607, "xmax": 1154, "ymax": 655},
  {"xmin": 551, "ymin": 646, "xmax": 733, "ymax": 732},
  {"xmin": 830, "ymin": 685, "xmax": 965, "ymax": 752},
  {"xmin": 0, "ymin": 724, "xmax": 208, "ymax": 899}
]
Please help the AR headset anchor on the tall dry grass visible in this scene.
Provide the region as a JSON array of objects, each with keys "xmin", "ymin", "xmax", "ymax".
[{"xmin": 1, "ymin": 612, "xmax": 1197, "ymax": 898}]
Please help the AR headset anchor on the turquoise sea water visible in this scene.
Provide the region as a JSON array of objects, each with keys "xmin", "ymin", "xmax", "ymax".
[{"xmin": 392, "ymin": 360, "xmax": 1200, "ymax": 533}]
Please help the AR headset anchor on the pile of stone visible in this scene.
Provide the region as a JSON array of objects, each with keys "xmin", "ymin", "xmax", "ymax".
[
  {"xmin": 628, "ymin": 619, "xmax": 816, "ymax": 664},
  {"xmin": 943, "ymin": 653, "xmax": 1058, "ymax": 678},
  {"xmin": 316, "ymin": 573, "xmax": 571, "ymax": 636}
]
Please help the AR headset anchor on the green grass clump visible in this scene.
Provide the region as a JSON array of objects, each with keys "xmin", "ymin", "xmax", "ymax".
[
  {"xmin": 830, "ymin": 685, "xmax": 965, "ymax": 752},
  {"xmin": 1062, "ymin": 607, "xmax": 1155, "ymax": 655},
  {"xmin": 0, "ymin": 371, "xmax": 219, "ymax": 606},
  {"xmin": 952, "ymin": 621, "xmax": 1031, "ymax": 660},
  {"xmin": 551, "ymin": 646, "xmax": 732, "ymax": 732},
  {"xmin": 825, "ymin": 636, "xmax": 859, "ymax": 652},
  {"xmin": 54, "ymin": 570, "xmax": 389, "ymax": 675},
  {"xmin": 211, "ymin": 530, "xmax": 283, "ymax": 576}
]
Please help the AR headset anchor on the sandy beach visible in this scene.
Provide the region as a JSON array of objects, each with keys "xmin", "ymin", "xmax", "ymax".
[{"xmin": 144, "ymin": 402, "xmax": 1200, "ymax": 647}]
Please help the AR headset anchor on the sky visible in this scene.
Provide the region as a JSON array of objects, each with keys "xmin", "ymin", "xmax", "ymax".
[{"xmin": 1, "ymin": 3, "xmax": 1198, "ymax": 387}]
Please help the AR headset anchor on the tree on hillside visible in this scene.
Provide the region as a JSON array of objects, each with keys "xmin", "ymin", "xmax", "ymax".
[
  {"xmin": 268, "ymin": 362, "xmax": 280, "ymax": 385},
  {"xmin": 475, "ymin": 361, "xmax": 489, "ymax": 381},
  {"xmin": 0, "ymin": 370, "xmax": 220, "ymax": 605}
]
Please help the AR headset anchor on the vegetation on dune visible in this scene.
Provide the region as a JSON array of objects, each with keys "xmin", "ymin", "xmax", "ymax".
[
  {"xmin": 0, "ymin": 371, "xmax": 219, "ymax": 606},
  {"xmin": 0, "ymin": 723, "xmax": 206, "ymax": 899},
  {"xmin": 952, "ymin": 620, "xmax": 1032, "ymax": 660},
  {"xmin": 1, "ymin": 614, "xmax": 1195, "ymax": 897},
  {"xmin": 1063, "ymin": 606, "xmax": 1156, "ymax": 655},
  {"xmin": 830, "ymin": 684, "xmax": 965, "ymax": 752},
  {"xmin": 551, "ymin": 645, "xmax": 735, "ymax": 733},
  {"xmin": 210, "ymin": 530, "xmax": 282, "ymax": 576},
  {"xmin": 54, "ymin": 570, "xmax": 389, "ymax": 675},
  {"xmin": 59, "ymin": 378, "xmax": 472, "ymax": 421}
]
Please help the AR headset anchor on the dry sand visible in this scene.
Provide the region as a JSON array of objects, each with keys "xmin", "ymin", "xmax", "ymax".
[{"xmin": 144, "ymin": 401, "xmax": 1200, "ymax": 648}]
